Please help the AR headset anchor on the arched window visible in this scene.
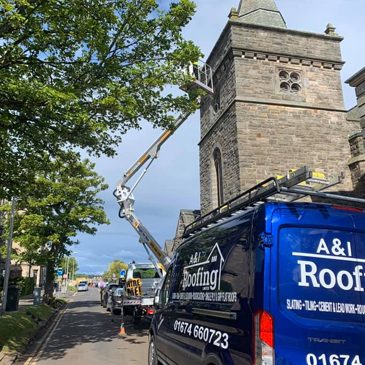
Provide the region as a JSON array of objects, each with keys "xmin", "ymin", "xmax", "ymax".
[{"xmin": 213, "ymin": 148, "xmax": 224, "ymax": 206}]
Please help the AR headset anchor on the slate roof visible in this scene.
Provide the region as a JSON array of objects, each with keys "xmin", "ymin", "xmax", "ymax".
[
  {"xmin": 237, "ymin": 0, "xmax": 286, "ymax": 28},
  {"xmin": 164, "ymin": 240, "xmax": 174, "ymax": 258}
]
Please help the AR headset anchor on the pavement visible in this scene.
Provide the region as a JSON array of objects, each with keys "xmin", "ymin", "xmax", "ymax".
[
  {"xmin": 1, "ymin": 293, "xmax": 36, "ymax": 311},
  {"xmin": 0, "ymin": 289, "xmax": 65, "ymax": 310},
  {"xmin": 18, "ymin": 290, "xmax": 71, "ymax": 309},
  {"xmin": 15, "ymin": 287, "xmax": 149, "ymax": 365}
]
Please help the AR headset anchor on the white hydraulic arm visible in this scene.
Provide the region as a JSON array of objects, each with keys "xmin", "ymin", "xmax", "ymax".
[{"xmin": 114, "ymin": 61, "xmax": 214, "ymax": 272}]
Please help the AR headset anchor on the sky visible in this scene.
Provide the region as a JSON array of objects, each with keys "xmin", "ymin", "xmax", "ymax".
[{"xmin": 75, "ymin": 0, "xmax": 365, "ymax": 274}]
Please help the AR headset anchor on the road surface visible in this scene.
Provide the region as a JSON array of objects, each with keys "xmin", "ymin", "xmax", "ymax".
[{"xmin": 23, "ymin": 287, "xmax": 149, "ymax": 365}]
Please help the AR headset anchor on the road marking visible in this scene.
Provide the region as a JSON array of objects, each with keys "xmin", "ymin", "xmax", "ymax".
[{"xmin": 23, "ymin": 302, "xmax": 69, "ymax": 365}]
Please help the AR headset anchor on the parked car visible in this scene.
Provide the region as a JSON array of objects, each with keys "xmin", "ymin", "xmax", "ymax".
[
  {"xmin": 77, "ymin": 281, "xmax": 88, "ymax": 292},
  {"xmin": 108, "ymin": 287, "xmax": 124, "ymax": 315},
  {"xmin": 100, "ymin": 283, "xmax": 119, "ymax": 308},
  {"xmin": 149, "ymin": 202, "xmax": 365, "ymax": 365}
]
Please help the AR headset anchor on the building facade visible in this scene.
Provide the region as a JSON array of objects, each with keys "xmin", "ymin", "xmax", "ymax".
[
  {"xmin": 165, "ymin": 209, "xmax": 200, "ymax": 254},
  {"xmin": 347, "ymin": 67, "xmax": 365, "ymax": 198},
  {"xmin": 11, "ymin": 240, "xmax": 46, "ymax": 288},
  {"xmin": 199, "ymin": 0, "xmax": 360, "ymax": 214}
]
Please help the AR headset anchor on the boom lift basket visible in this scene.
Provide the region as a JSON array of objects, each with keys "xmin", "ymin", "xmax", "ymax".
[{"xmin": 181, "ymin": 60, "xmax": 214, "ymax": 95}]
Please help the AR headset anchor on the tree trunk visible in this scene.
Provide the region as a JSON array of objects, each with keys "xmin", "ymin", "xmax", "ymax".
[{"xmin": 43, "ymin": 260, "xmax": 55, "ymax": 303}]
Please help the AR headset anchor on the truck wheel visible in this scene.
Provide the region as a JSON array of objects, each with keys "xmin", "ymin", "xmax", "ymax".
[
  {"xmin": 148, "ymin": 337, "xmax": 158, "ymax": 365},
  {"xmin": 133, "ymin": 308, "xmax": 141, "ymax": 325},
  {"xmin": 124, "ymin": 307, "xmax": 132, "ymax": 316},
  {"xmin": 133, "ymin": 314, "xmax": 141, "ymax": 324}
]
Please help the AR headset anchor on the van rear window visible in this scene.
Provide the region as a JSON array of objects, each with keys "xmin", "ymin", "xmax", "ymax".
[
  {"xmin": 278, "ymin": 227, "xmax": 365, "ymax": 322},
  {"xmin": 133, "ymin": 268, "xmax": 160, "ymax": 279}
]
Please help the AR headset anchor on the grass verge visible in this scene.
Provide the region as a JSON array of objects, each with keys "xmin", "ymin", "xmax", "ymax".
[
  {"xmin": 0, "ymin": 304, "xmax": 55, "ymax": 354},
  {"xmin": 67, "ymin": 285, "xmax": 77, "ymax": 293}
]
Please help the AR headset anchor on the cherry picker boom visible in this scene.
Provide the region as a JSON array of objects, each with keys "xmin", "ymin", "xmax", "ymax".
[{"xmin": 114, "ymin": 61, "xmax": 214, "ymax": 273}]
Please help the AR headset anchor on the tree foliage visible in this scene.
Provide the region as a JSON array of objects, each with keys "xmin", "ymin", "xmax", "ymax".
[
  {"xmin": 11, "ymin": 152, "xmax": 109, "ymax": 298},
  {"xmin": 0, "ymin": 0, "xmax": 201, "ymax": 199},
  {"xmin": 103, "ymin": 259, "xmax": 128, "ymax": 281},
  {"xmin": 60, "ymin": 256, "xmax": 79, "ymax": 279}
]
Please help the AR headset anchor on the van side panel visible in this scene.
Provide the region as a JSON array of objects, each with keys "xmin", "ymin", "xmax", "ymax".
[
  {"xmin": 158, "ymin": 212, "xmax": 263, "ymax": 365},
  {"xmin": 151, "ymin": 203, "xmax": 365, "ymax": 365},
  {"xmin": 268, "ymin": 204, "xmax": 365, "ymax": 365}
]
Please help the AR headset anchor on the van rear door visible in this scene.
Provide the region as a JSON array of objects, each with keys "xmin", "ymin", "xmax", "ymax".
[{"xmin": 270, "ymin": 205, "xmax": 365, "ymax": 365}]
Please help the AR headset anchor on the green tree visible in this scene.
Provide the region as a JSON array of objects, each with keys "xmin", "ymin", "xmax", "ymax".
[
  {"xmin": 0, "ymin": 0, "xmax": 201, "ymax": 199},
  {"xmin": 12, "ymin": 152, "xmax": 109, "ymax": 301},
  {"xmin": 60, "ymin": 257, "xmax": 79, "ymax": 280},
  {"xmin": 103, "ymin": 259, "xmax": 128, "ymax": 281}
]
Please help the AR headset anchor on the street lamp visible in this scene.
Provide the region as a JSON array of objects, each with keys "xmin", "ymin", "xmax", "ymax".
[
  {"xmin": 71, "ymin": 252, "xmax": 78, "ymax": 281},
  {"xmin": 65, "ymin": 256, "xmax": 69, "ymax": 290},
  {"xmin": 1, "ymin": 197, "xmax": 16, "ymax": 314},
  {"xmin": 66, "ymin": 251, "xmax": 77, "ymax": 290}
]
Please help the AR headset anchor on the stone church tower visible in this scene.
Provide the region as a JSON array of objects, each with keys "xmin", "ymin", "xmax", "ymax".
[{"xmin": 199, "ymin": 0, "xmax": 360, "ymax": 214}]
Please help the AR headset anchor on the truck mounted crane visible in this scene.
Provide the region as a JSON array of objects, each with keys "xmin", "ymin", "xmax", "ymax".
[{"xmin": 114, "ymin": 61, "xmax": 214, "ymax": 273}]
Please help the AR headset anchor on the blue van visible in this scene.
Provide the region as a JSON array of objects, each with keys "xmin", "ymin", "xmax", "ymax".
[{"xmin": 149, "ymin": 172, "xmax": 365, "ymax": 365}]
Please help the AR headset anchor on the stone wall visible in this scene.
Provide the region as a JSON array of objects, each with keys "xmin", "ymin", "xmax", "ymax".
[
  {"xmin": 169, "ymin": 209, "xmax": 201, "ymax": 251},
  {"xmin": 200, "ymin": 19, "xmax": 359, "ymax": 215},
  {"xmin": 230, "ymin": 22, "xmax": 344, "ymax": 64},
  {"xmin": 200, "ymin": 104, "xmax": 240, "ymax": 212},
  {"xmin": 234, "ymin": 56, "xmax": 344, "ymax": 109},
  {"xmin": 200, "ymin": 27, "xmax": 238, "ymax": 213},
  {"xmin": 346, "ymin": 67, "xmax": 365, "ymax": 198},
  {"xmin": 235, "ymin": 104, "xmax": 355, "ymax": 192},
  {"xmin": 201, "ymin": 46, "xmax": 236, "ymax": 138}
]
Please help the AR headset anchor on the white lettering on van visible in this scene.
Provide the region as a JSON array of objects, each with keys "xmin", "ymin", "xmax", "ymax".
[
  {"xmin": 316, "ymin": 238, "xmax": 353, "ymax": 257},
  {"xmin": 183, "ymin": 268, "xmax": 219, "ymax": 291},
  {"xmin": 189, "ymin": 252, "xmax": 202, "ymax": 265},
  {"xmin": 298, "ymin": 260, "xmax": 365, "ymax": 292},
  {"xmin": 298, "ymin": 260, "xmax": 320, "ymax": 288},
  {"xmin": 182, "ymin": 243, "xmax": 224, "ymax": 292},
  {"xmin": 308, "ymin": 337, "xmax": 346, "ymax": 344},
  {"xmin": 316, "ymin": 238, "xmax": 330, "ymax": 255},
  {"xmin": 353, "ymin": 265, "xmax": 364, "ymax": 291}
]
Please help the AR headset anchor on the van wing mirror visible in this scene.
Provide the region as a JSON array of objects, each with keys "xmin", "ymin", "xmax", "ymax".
[{"xmin": 154, "ymin": 289, "xmax": 161, "ymax": 307}]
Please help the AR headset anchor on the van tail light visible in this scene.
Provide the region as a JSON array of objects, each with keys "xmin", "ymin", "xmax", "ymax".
[{"xmin": 253, "ymin": 311, "xmax": 274, "ymax": 365}]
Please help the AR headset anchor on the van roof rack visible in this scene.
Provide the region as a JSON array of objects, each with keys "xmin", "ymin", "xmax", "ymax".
[{"xmin": 183, "ymin": 166, "xmax": 365, "ymax": 238}]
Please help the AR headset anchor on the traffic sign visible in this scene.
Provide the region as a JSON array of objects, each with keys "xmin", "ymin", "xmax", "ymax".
[
  {"xmin": 57, "ymin": 268, "xmax": 63, "ymax": 276},
  {"xmin": 120, "ymin": 270, "xmax": 126, "ymax": 277}
]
